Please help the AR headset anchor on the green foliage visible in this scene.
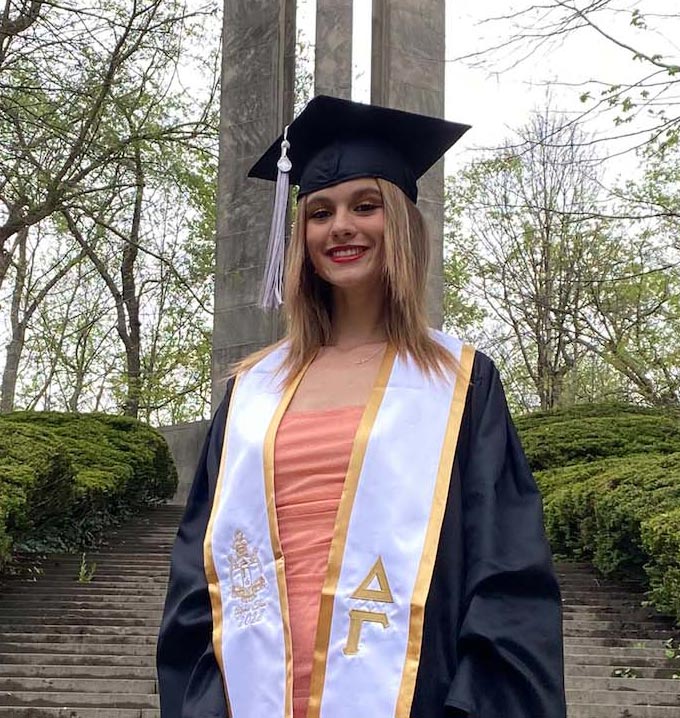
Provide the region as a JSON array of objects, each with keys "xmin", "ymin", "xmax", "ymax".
[
  {"xmin": 0, "ymin": 411, "xmax": 177, "ymax": 568},
  {"xmin": 77, "ymin": 553, "xmax": 97, "ymax": 583},
  {"xmin": 516, "ymin": 403, "xmax": 680, "ymax": 621},
  {"xmin": 517, "ymin": 407, "xmax": 680, "ymax": 471},
  {"xmin": 0, "ymin": 0, "xmax": 218, "ymax": 422},
  {"xmin": 641, "ymin": 510, "xmax": 680, "ymax": 619}
]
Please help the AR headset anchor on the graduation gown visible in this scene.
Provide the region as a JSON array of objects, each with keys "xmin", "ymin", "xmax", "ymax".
[{"xmin": 156, "ymin": 350, "xmax": 566, "ymax": 718}]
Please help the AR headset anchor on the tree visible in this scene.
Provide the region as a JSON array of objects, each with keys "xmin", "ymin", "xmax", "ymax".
[
  {"xmin": 466, "ymin": 1, "xmax": 680, "ymax": 155},
  {"xmin": 0, "ymin": 224, "xmax": 84, "ymax": 412},
  {"xmin": 0, "ymin": 0, "xmax": 219, "ymax": 419},
  {"xmin": 446, "ymin": 112, "xmax": 603, "ymax": 410},
  {"xmin": 0, "ymin": 0, "xmax": 217, "ymax": 292},
  {"xmin": 445, "ymin": 106, "xmax": 680, "ymax": 409}
]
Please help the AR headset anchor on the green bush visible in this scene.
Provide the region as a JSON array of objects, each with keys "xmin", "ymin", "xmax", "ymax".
[
  {"xmin": 518, "ymin": 411, "xmax": 680, "ymax": 472},
  {"xmin": 641, "ymin": 508, "xmax": 680, "ymax": 619},
  {"xmin": 515, "ymin": 404, "xmax": 680, "ymax": 622},
  {"xmin": 0, "ymin": 412, "xmax": 177, "ymax": 567}
]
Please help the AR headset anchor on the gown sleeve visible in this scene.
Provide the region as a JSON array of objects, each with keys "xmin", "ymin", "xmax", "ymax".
[
  {"xmin": 156, "ymin": 383, "xmax": 233, "ymax": 718},
  {"xmin": 446, "ymin": 354, "xmax": 567, "ymax": 717}
]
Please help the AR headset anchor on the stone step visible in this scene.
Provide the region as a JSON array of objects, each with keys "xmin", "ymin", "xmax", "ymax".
[
  {"xmin": 565, "ymin": 676, "xmax": 680, "ymax": 692},
  {"xmin": 0, "ymin": 616, "xmax": 161, "ymax": 628},
  {"xmin": 5, "ymin": 577, "xmax": 169, "ymax": 587},
  {"xmin": 564, "ymin": 647, "xmax": 674, "ymax": 659},
  {"xmin": 563, "ymin": 602, "xmax": 653, "ymax": 612},
  {"xmin": 0, "ymin": 692, "xmax": 159, "ymax": 709},
  {"xmin": 0, "ymin": 624, "xmax": 159, "ymax": 636},
  {"xmin": 31, "ymin": 573, "xmax": 169, "ymax": 584},
  {"xmin": 0, "ymin": 594, "xmax": 165, "ymax": 606},
  {"xmin": 0, "ymin": 654, "xmax": 154, "ymax": 668},
  {"xmin": 566, "ymin": 689, "xmax": 680, "ymax": 706},
  {"xmin": 564, "ymin": 648, "xmax": 678, "ymax": 669},
  {"xmin": 0, "ymin": 677, "xmax": 156, "ymax": 694},
  {"xmin": 563, "ymin": 606, "xmax": 671, "ymax": 620},
  {"xmin": 0, "ymin": 607, "xmax": 162, "ymax": 619},
  {"xmin": 564, "ymin": 626, "xmax": 675, "ymax": 639},
  {"xmin": 97, "ymin": 551, "xmax": 171, "ymax": 558},
  {"xmin": 0, "ymin": 643, "xmax": 155, "ymax": 657},
  {"xmin": 0, "ymin": 633, "xmax": 157, "ymax": 645},
  {"xmin": 0, "ymin": 585, "xmax": 168, "ymax": 596},
  {"xmin": 34, "ymin": 554, "xmax": 171, "ymax": 564},
  {"xmin": 563, "ymin": 615, "xmax": 671, "ymax": 627},
  {"xmin": 0, "ymin": 665, "xmax": 156, "ymax": 680},
  {"xmin": 567, "ymin": 705, "xmax": 680, "ymax": 718},
  {"xmin": 560, "ymin": 584, "xmax": 645, "ymax": 593},
  {"xmin": 565, "ymin": 665, "xmax": 679, "ymax": 679},
  {"xmin": 564, "ymin": 637, "xmax": 669, "ymax": 648},
  {"xmin": 563, "ymin": 616, "xmax": 673, "ymax": 628},
  {"xmin": 17, "ymin": 554, "xmax": 171, "ymax": 564},
  {"xmin": 561, "ymin": 591, "xmax": 650, "ymax": 601},
  {"xmin": 0, "ymin": 709, "xmax": 159, "ymax": 718}
]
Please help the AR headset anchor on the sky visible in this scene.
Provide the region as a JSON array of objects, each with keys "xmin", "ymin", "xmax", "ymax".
[{"xmin": 299, "ymin": 0, "xmax": 680, "ymax": 179}]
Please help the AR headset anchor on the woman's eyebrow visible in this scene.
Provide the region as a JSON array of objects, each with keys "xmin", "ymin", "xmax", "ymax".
[
  {"xmin": 307, "ymin": 186, "xmax": 382, "ymax": 208},
  {"xmin": 350, "ymin": 187, "xmax": 382, "ymax": 201}
]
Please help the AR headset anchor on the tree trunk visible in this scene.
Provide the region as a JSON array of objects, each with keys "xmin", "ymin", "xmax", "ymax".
[
  {"xmin": 121, "ymin": 145, "xmax": 144, "ymax": 418},
  {"xmin": 0, "ymin": 227, "xmax": 27, "ymax": 412},
  {"xmin": 1, "ymin": 329, "xmax": 26, "ymax": 413}
]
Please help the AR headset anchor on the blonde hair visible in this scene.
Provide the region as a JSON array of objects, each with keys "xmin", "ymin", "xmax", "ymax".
[{"xmin": 232, "ymin": 178, "xmax": 459, "ymax": 384}]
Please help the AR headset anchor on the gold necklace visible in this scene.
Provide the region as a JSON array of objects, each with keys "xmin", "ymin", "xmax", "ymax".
[
  {"xmin": 321, "ymin": 341, "xmax": 387, "ymax": 365},
  {"xmin": 353, "ymin": 344, "xmax": 386, "ymax": 365}
]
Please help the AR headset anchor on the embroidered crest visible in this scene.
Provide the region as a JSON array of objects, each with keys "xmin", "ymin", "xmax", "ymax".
[{"xmin": 227, "ymin": 530, "xmax": 267, "ymax": 627}]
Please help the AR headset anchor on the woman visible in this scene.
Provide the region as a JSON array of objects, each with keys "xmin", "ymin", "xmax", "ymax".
[{"xmin": 157, "ymin": 96, "xmax": 566, "ymax": 718}]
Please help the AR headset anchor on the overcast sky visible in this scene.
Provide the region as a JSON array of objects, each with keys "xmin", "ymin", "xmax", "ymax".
[{"xmin": 299, "ymin": 0, "xmax": 680, "ymax": 178}]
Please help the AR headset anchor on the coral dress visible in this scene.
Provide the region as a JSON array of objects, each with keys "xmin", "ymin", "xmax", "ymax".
[{"xmin": 274, "ymin": 405, "xmax": 364, "ymax": 718}]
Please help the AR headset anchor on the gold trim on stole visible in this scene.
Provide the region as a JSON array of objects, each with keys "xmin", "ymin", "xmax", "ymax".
[
  {"xmin": 394, "ymin": 343, "xmax": 476, "ymax": 717},
  {"xmin": 203, "ymin": 375, "xmax": 241, "ymax": 715},
  {"xmin": 306, "ymin": 345, "xmax": 397, "ymax": 718},
  {"xmin": 262, "ymin": 364, "xmax": 313, "ymax": 718}
]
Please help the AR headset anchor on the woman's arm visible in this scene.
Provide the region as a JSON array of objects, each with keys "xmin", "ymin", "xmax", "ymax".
[
  {"xmin": 447, "ymin": 355, "xmax": 567, "ymax": 717},
  {"xmin": 156, "ymin": 382, "xmax": 233, "ymax": 718}
]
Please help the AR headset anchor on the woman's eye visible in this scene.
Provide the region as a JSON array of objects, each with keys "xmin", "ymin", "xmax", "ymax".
[
  {"xmin": 356, "ymin": 203, "xmax": 380, "ymax": 212},
  {"xmin": 309, "ymin": 209, "xmax": 330, "ymax": 220}
]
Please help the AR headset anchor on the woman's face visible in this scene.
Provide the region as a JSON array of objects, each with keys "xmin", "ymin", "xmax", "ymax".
[{"xmin": 304, "ymin": 178, "xmax": 385, "ymax": 296}]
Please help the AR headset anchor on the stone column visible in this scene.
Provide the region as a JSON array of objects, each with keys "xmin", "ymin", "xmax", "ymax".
[
  {"xmin": 371, "ymin": 0, "xmax": 446, "ymax": 327},
  {"xmin": 213, "ymin": 0, "xmax": 296, "ymax": 409},
  {"xmin": 315, "ymin": 0, "xmax": 353, "ymax": 99}
]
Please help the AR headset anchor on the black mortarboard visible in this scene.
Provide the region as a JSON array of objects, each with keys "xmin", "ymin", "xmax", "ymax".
[{"xmin": 248, "ymin": 95, "xmax": 470, "ymax": 308}]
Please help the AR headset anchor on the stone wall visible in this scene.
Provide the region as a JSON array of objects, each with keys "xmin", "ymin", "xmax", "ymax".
[{"xmin": 158, "ymin": 420, "xmax": 210, "ymax": 506}]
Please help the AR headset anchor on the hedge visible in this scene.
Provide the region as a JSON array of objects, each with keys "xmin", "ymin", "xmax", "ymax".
[
  {"xmin": 0, "ymin": 411, "xmax": 177, "ymax": 568},
  {"xmin": 641, "ymin": 508, "xmax": 680, "ymax": 619},
  {"xmin": 516, "ymin": 407, "xmax": 680, "ymax": 472},
  {"xmin": 515, "ymin": 404, "xmax": 680, "ymax": 622}
]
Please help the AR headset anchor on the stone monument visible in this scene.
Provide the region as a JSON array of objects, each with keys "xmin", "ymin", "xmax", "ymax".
[{"xmin": 165, "ymin": 0, "xmax": 447, "ymax": 501}]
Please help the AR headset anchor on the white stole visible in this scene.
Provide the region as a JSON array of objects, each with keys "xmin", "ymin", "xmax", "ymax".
[{"xmin": 204, "ymin": 332, "xmax": 475, "ymax": 718}]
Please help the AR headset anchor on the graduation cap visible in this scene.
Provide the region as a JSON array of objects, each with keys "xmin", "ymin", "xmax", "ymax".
[{"xmin": 248, "ymin": 95, "xmax": 470, "ymax": 309}]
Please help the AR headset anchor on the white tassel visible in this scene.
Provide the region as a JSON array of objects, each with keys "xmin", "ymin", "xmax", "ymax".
[{"xmin": 260, "ymin": 126, "xmax": 292, "ymax": 310}]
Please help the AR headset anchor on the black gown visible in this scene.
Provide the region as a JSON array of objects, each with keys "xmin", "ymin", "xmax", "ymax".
[{"xmin": 156, "ymin": 351, "xmax": 567, "ymax": 717}]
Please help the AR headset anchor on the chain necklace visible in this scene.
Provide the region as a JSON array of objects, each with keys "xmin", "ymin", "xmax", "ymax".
[
  {"xmin": 320, "ymin": 341, "xmax": 387, "ymax": 365},
  {"xmin": 353, "ymin": 344, "xmax": 386, "ymax": 365}
]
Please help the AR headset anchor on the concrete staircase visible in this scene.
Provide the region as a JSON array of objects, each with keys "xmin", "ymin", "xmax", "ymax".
[
  {"xmin": 0, "ymin": 505, "xmax": 183, "ymax": 718},
  {"xmin": 0, "ymin": 506, "xmax": 678, "ymax": 717}
]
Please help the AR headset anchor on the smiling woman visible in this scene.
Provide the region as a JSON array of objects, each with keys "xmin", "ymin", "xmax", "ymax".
[{"xmin": 157, "ymin": 96, "xmax": 567, "ymax": 718}]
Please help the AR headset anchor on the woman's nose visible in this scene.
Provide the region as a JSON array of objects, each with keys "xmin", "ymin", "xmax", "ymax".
[{"xmin": 330, "ymin": 207, "xmax": 356, "ymax": 238}]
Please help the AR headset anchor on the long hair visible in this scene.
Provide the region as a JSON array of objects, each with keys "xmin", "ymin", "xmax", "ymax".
[{"xmin": 232, "ymin": 178, "xmax": 459, "ymax": 384}]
